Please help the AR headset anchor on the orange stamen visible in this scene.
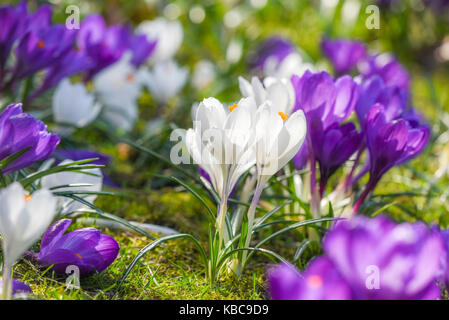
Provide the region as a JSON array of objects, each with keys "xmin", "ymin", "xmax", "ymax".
[
  {"xmin": 228, "ymin": 104, "xmax": 238, "ymax": 112},
  {"xmin": 37, "ymin": 40, "xmax": 45, "ymax": 49},
  {"xmin": 24, "ymin": 194, "xmax": 32, "ymax": 202},
  {"xmin": 306, "ymin": 275, "xmax": 323, "ymax": 289},
  {"xmin": 76, "ymin": 253, "xmax": 82, "ymax": 259},
  {"xmin": 278, "ymin": 112, "xmax": 289, "ymax": 121},
  {"xmin": 126, "ymin": 73, "xmax": 135, "ymax": 82}
]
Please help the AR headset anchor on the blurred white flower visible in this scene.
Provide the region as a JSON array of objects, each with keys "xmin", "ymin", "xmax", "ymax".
[
  {"xmin": 140, "ymin": 59, "xmax": 188, "ymax": 104},
  {"xmin": 226, "ymin": 39, "xmax": 243, "ymax": 64},
  {"xmin": 41, "ymin": 160, "xmax": 103, "ymax": 214},
  {"xmin": 192, "ymin": 60, "xmax": 216, "ymax": 90},
  {"xmin": 93, "ymin": 53, "xmax": 143, "ymax": 131},
  {"xmin": 137, "ymin": 18, "xmax": 183, "ymax": 62},
  {"xmin": 52, "ymin": 79, "xmax": 101, "ymax": 128},
  {"xmin": 0, "ymin": 182, "xmax": 57, "ymax": 299},
  {"xmin": 239, "ymin": 76, "xmax": 295, "ymax": 114},
  {"xmin": 264, "ymin": 52, "xmax": 314, "ymax": 79}
]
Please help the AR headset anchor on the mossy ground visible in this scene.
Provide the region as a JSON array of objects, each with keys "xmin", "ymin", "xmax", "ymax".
[{"xmin": 10, "ymin": 190, "xmax": 270, "ymax": 300}]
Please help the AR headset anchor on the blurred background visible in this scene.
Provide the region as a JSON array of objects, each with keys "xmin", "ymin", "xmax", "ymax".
[{"xmin": 3, "ymin": 0, "xmax": 449, "ymax": 225}]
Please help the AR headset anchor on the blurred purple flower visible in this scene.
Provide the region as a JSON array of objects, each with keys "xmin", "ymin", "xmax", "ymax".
[
  {"xmin": 268, "ymin": 258, "xmax": 352, "ymax": 300},
  {"xmin": 353, "ymin": 104, "xmax": 429, "ymax": 212},
  {"xmin": 128, "ymin": 34, "xmax": 157, "ymax": 67},
  {"xmin": 35, "ymin": 219, "xmax": 119, "ymax": 277},
  {"xmin": 77, "ymin": 14, "xmax": 156, "ymax": 80},
  {"xmin": 28, "ymin": 50, "xmax": 93, "ymax": 102},
  {"xmin": 322, "ymin": 38, "xmax": 366, "ymax": 75},
  {"xmin": 358, "ymin": 53, "xmax": 409, "ymax": 93},
  {"xmin": 248, "ymin": 36, "xmax": 295, "ymax": 71},
  {"xmin": 0, "ymin": 1, "xmax": 28, "ymax": 74},
  {"xmin": 54, "ymin": 149, "xmax": 119, "ymax": 188},
  {"xmin": 438, "ymin": 228, "xmax": 449, "ymax": 286},
  {"xmin": 0, "ymin": 278, "xmax": 32, "ymax": 296},
  {"xmin": 268, "ymin": 215, "xmax": 445, "ymax": 300},
  {"xmin": 77, "ymin": 15, "xmax": 130, "ymax": 80},
  {"xmin": 324, "ymin": 216, "xmax": 444, "ymax": 299},
  {"xmin": 356, "ymin": 75, "xmax": 408, "ymax": 127},
  {"xmin": 14, "ymin": 25, "xmax": 77, "ymax": 80},
  {"xmin": 0, "ymin": 103, "xmax": 60, "ymax": 174}
]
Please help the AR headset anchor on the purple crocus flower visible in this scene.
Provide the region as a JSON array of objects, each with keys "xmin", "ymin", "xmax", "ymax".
[
  {"xmin": 77, "ymin": 15, "xmax": 155, "ymax": 80},
  {"xmin": 292, "ymin": 143, "xmax": 309, "ymax": 170},
  {"xmin": 14, "ymin": 25, "xmax": 77, "ymax": 80},
  {"xmin": 128, "ymin": 34, "xmax": 157, "ymax": 67},
  {"xmin": 291, "ymin": 71, "xmax": 359, "ymax": 197},
  {"xmin": 313, "ymin": 122, "xmax": 362, "ymax": 196},
  {"xmin": 77, "ymin": 15, "xmax": 130, "ymax": 80},
  {"xmin": 268, "ymin": 258, "xmax": 352, "ymax": 300},
  {"xmin": 0, "ymin": 1, "xmax": 28, "ymax": 75},
  {"xmin": 0, "ymin": 278, "xmax": 32, "ymax": 296},
  {"xmin": 324, "ymin": 216, "xmax": 445, "ymax": 300},
  {"xmin": 268, "ymin": 215, "xmax": 445, "ymax": 300},
  {"xmin": 0, "ymin": 103, "xmax": 60, "ymax": 174},
  {"xmin": 28, "ymin": 50, "xmax": 93, "ymax": 102},
  {"xmin": 356, "ymin": 75, "xmax": 408, "ymax": 127},
  {"xmin": 321, "ymin": 38, "xmax": 366, "ymax": 75},
  {"xmin": 291, "ymin": 71, "xmax": 358, "ymax": 131},
  {"xmin": 353, "ymin": 104, "xmax": 430, "ymax": 212},
  {"xmin": 35, "ymin": 219, "xmax": 119, "ymax": 276},
  {"xmin": 358, "ymin": 53, "xmax": 409, "ymax": 93},
  {"xmin": 248, "ymin": 36, "xmax": 295, "ymax": 72}
]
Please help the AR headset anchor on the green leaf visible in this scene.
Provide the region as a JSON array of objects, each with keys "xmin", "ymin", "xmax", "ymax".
[{"xmin": 0, "ymin": 146, "xmax": 31, "ymax": 172}]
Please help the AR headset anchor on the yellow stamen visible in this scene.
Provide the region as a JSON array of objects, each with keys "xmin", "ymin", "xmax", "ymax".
[
  {"xmin": 306, "ymin": 275, "xmax": 323, "ymax": 289},
  {"xmin": 278, "ymin": 112, "xmax": 289, "ymax": 121},
  {"xmin": 76, "ymin": 253, "xmax": 82, "ymax": 259},
  {"xmin": 37, "ymin": 40, "xmax": 45, "ymax": 49},
  {"xmin": 228, "ymin": 104, "xmax": 238, "ymax": 112},
  {"xmin": 24, "ymin": 194, "xmax": 32, "ymax": 202}
]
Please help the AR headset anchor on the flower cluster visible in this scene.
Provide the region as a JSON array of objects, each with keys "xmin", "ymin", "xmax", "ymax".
[{"xmin": 250, "ymin": 36, "xmax": 431, "ymax": 217}]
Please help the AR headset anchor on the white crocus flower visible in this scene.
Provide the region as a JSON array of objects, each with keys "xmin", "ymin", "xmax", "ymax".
[
  {"xmin": 185, "ymin": 97, "xmax": 257, "ymax": 243},
  {"xmin": 0, "ymin": 183, "xmax": 57, "ymax": 299},
  {"xmin": 41, "ymin": 160, "xmax": 103, "ymax": 214},
  {"xmin": 93, "ymin": 53, "xmax": 143, "ymax": 131},
  {"xmin": 140, "ymin": 59, "xmax": 188, "ymax": 104},
  {"xmin": 254, "ymin": 102, "xmax": 307, "ymax": 182},
  {"xmin": 52, "ymin": 79, "xmax": 101, "ymax": 129},
  {"xmin": 137, "ymin": 18, "xmax": 183, "ymax": 62},
  {"xmin": 239, "ymin": 103, "xmax": 307, "ymax": 272},
  {"xmin": 239, "ymin": 76, "xmax": 295, "ymax": 114}
]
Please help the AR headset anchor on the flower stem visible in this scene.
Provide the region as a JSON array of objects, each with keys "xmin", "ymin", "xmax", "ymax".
[
  {"xmin": 216, "ymin": 195, "xmax": 229, "ymax": 249},
  {"xmin": 239, "ymin": 180, "xmax": 264, "ymax": 273},
  {"xmin": 353, "ymin": 178, "xmax": 376, "ymax": 214},
  {"xmin": 309, "ymin": 154, "xmax": 320, "ymax": 219},
  {"xmin": 2, "ymin": 261, "xmax": 12, "ymax": 300},
  {"xmin": 344, "ymin": 146, "xmax": 363, "ymax": 192}
]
